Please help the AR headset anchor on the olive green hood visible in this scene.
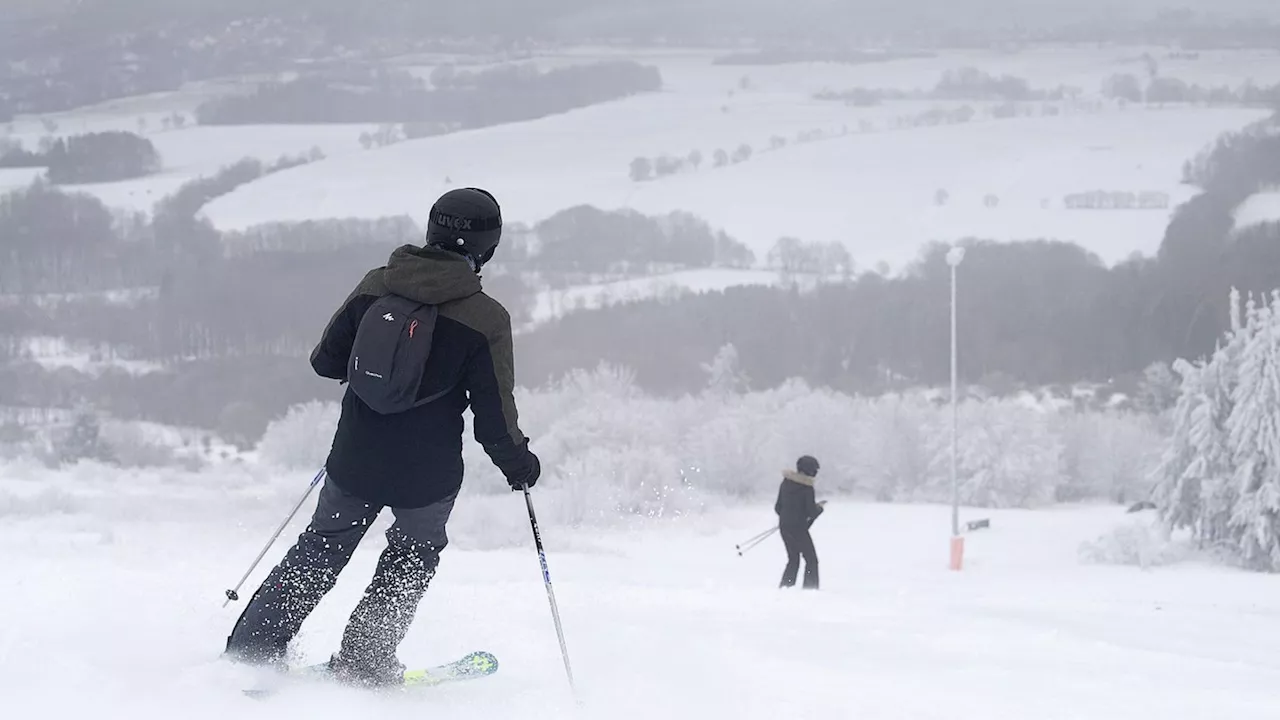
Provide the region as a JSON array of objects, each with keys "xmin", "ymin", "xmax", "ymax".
[{"xmin": 382, "ymin": 244, "xmax": 482, "ymax": 305}]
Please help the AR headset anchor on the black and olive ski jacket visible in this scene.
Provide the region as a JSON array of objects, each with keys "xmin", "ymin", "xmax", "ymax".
[{"xmin": 309, "ymin": 244, "xmax": 536, "ymax": 508}]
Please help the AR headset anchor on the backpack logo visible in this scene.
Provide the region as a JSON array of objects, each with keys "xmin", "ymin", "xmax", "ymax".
[{"xmin": 382, "ymin": 313, "xmax": 395, "ymax": 322}]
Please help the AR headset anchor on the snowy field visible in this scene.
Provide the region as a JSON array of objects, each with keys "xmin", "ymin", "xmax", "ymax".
[
  {"xmin": 195, "ymin": 46, "xmax": 1278, "ymax": 268},
  {"xmin": 4, "ymin": 46, "xmax": 1277, "ymax": 271},
  {"xmin": 3, "ymin": 380, "xmax": 1272, "ymax": 719},
  {"xmin": 5, "ymin": 478, "xmax": 1279, "ymax": 720},
  {"xmin": 527, "ymin": 269, "xmax": 784, "ymax": 325},
  {"xmin": 0, "ymin": 77, "xmax": 379, "ymax": 208}
]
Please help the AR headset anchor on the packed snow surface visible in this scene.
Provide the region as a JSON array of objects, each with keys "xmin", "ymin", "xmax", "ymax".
[{"xmin": 5, "ymin": 469, "xmax": 1278, "ymax": 719}]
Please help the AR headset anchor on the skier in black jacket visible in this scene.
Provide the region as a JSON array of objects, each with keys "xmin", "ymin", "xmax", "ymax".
[
  {"xmin": 224, "ymin": 188, "xmax": 540, "ymax": 685},
  {"xmin": 775, "ymin": 455, "xmax": 824, "ymax": 589}
]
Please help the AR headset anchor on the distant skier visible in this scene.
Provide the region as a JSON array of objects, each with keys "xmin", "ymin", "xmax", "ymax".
[
  {"xmin": 775, "ymin": 455, "xmax": 824, "ymax": 589},
  {"xmin": 224, "ymin": 187, "xmax": 541, "ymax": 686}
]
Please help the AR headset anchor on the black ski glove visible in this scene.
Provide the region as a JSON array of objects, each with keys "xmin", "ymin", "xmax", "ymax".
[
  {"xmin": 807, "ymin": 501, "xmax": 825, "ymax": 527},
  {"xmin": 506, "ymin": 449, "xmax": 541, "ymax": 491}
]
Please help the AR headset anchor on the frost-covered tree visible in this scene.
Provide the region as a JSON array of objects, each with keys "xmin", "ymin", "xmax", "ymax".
[
  {"xmin": 948, "ymin": 402, "xmax": 1063, "ymax": 509},
  {"xmin": 1137, "ymin": 361, "xmax": 1180, "ymax": 414},
  {"xmin": 701, "ymin": 343, "xmax": 749, "ymax": 397},
  {"xmin": 1155, "ymin": 288, "xmax": 1280, "ymax": 569},
  {"xmin": 1153, "ymin": 294, "xmax": 1243, "ymax": 542},
  {"xmin": 1225, "ymin": 293, "xmax": 1280, "ymax": 570}
]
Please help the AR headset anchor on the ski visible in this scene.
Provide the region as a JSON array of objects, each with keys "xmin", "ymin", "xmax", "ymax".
[{"xmin": 244, "ymin": 650, "xmax": 499, "ymax": 699}]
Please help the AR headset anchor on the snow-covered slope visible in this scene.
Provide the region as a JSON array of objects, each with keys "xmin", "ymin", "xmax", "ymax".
[{"xmin": 5, "ymin": 478, "xmax": 1278, "ymax": 719}]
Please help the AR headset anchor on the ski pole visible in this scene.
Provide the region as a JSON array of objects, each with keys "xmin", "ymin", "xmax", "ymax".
[
  {"xmin": 736, "ymin": 525, "xmax": 778, "ymax": 555},
  {"xmin": 522, "ymin": 484, "xmax": 576, "ymax": 697},
  {"xmin": 737, "ymin": 527, "xmax": 779, "ymax": 556},
  {"xmin": 222, "ymin": 467, "xmax": 326, "ymax": 607}
]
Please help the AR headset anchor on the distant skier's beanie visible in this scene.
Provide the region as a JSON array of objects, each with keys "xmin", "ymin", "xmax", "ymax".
[
  {"xmin": 797, "ymin": 455, "xmax": 820, "ymax": 477},
  {"xmin": 425, "ymin": 187, "xmax": 503, "ymax": 267}
]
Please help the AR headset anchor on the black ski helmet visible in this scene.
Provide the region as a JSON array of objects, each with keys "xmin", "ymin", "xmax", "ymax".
[
  {"xmin": 797, "ymin": 455, "xmax": 820, "ymax": 477},
  {"xmin": 425, "ymin": 187, "xmax": 502, "ymax": 268}
]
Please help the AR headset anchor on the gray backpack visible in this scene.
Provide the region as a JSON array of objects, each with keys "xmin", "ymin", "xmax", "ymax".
[{"xmin": 347, "ymin": 294, "xmax": 454, "ymax": 414}]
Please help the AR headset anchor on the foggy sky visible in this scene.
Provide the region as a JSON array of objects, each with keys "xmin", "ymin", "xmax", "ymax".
[{"xmin": 6, "ymin": 0, "xmax": 1280, "ymax": 36}]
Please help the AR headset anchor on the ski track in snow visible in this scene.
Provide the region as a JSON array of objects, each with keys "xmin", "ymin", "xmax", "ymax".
[{"xmin": 5, "ymin": 493, "xmax": 1280, "ymax": 719}]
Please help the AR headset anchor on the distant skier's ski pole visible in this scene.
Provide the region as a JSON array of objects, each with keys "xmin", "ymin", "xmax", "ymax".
[
  {"xmin": 522, "ymin": 484, "xmax": 576, "ymax": 698},
  {"xmin": 736, "ymin": 526, "xmax": 778, "ymax": 555},
  {"xmin": 737, "ymin": 530, "xmax": 775, "ymax": 555},
  {"xmin": 221, "ymin": 467, "xmax": 326, "ymax": 607}
]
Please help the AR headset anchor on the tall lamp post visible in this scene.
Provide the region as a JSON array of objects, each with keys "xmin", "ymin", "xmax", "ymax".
[{"xmin": 946, "ymin": 245, "xmax": 965, "ymax": 571}]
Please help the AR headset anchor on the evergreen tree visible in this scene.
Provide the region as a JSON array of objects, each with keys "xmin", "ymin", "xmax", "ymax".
[
  {"xmin": 1155, "ymin": 290, "xmax": 1242, "ymax": 544},
  {"xmin": 1225, "ymin": 292, "xmax": 1280, "ymax": 570}
]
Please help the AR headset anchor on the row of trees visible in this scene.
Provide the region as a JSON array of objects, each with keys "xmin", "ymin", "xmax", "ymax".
[
  {"xmin": 1062, "ymin": 191, "xmax": 1171, "ymax": 210},
  {"xmin": 816, "ymin": 67, "xmax": 1084, "ymax": 106},
  {"xmin": 0, "ymin": 173, "xmax": 757, "ymax": 434},
  {"xmin": 196, "ymin": 61, "xmax": 663, "ymax": 126},
  {"xmin": 765, "ymin": 237, "xmax": 853, "ymax": 278},
  {"xmin": 628, "ymin": 145, "xmax": 755, "ymax": 181},
  {"xmin": 1103, "ymin": 73, "xmax": 1280, "ymax": 107},
  {"xmin": 628, "ymin": 122, "xmax": 873, "ymax": 184},
  {"xmin": 711, "ymin": 49, "xmax": 934, "ymax": 66},
  {"xmin": 0, "ymin": 131, "xmax": 162, "ymax": 184},
  {"xmin": 523, "ymin": 205, "xmax": 756, "ymax": 274},
  {"xmin": 817, "ymin": 68, "xmax": 1280, "ymax": 112},
  {"xmin": 1154, "ymin": 290, "xmax": 1280, "ymax": 571},
  {"xmin": 258, "ymin": 366, "xmax": 1163, "ymax": 518}
]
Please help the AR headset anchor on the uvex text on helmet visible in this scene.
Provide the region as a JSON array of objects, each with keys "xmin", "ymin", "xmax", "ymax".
[{"xmin": 425, "ymin": 187, "xmax": 503, "ymax": 266}]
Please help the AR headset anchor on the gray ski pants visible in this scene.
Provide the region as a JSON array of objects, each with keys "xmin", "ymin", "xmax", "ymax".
[{"xmin": 225, "ymin": 478, "xmax": 456, "ymax": 675}]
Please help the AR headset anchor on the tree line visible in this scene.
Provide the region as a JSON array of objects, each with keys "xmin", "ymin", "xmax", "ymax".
[
  {"xmin": 0, "ymin": 131, "xmax": 161, "ymax": 184},
  {"xmin": 195, "ymin": 61, "xmax": 663, "ymax": 126},
  {"xmin": 0, "ymin": 172, "xmax": 750, "ymax": 439},
  {"xmin": 516, "ymin": 117, "xmax": 1280, "ymax": 397}
]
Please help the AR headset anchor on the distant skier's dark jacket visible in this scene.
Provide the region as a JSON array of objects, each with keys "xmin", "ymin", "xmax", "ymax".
[
  {"xmin": 309, "ymin": 244, "xmax": 535, "ymax": 508},
  {"xmin": 775, "ymin": 470, "xmax": 823, "ymax": 529}
]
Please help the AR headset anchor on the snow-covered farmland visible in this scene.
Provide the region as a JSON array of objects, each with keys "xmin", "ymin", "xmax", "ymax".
[
  {"xmin": 6, "ymin": 46, "xmax": 1279, "ymax": 271},
  {"xmin": 527, "ymin": 269, "xmax": 785, "ymax": 325},
  {"xmin": 202, "ymin": 95, "xmax": 1264, "ymax": 269},
  {"xmin": 195, "ymin": 47, "xmax": 1274, "ymax": 269}
]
